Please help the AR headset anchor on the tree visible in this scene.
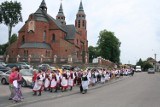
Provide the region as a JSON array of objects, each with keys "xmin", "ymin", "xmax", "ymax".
[
  {"xmin": 10, "ymin": 33, "xmax": 18, "ymax": 44},
  {"xmin": 0, "ymin": 1, "xmax": 22, "ymax": 45},
  {"xmin": 142, "ymin": 61, "xmax": 153, "ymax": 71},
  {"xmin": 97, "ymin": 29, "xmax": 121, "ymax": 63},
  {"xmin": 0, "ymin": 6, "xmax": 2, "ymax": 23},
  {"xmin": 136, "ymin": 58, "xmax": 143, "ymax": 66},
  {"xmin": 0, "ymin": 33, "xmax": 17, "ymax": 55},
  {"xmin": 88, "ymin": 46, "xmax": 100, "ymax": 63}
]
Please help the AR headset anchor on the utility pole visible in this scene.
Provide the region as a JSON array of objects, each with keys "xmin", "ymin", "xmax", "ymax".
[{"xmin": 154, "ymin": 53, "xmax": 157, "ymax": 72}]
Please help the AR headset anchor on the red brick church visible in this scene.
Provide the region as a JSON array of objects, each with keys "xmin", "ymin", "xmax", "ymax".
[{"xmin": 6, "ymin": 0, "xmax": 88, "ymax": 63}]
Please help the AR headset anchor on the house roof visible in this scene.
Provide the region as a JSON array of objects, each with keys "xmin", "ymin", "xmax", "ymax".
[{"xmin": 20, "ymin": 42, "xmax": 51, "ymax": 49}]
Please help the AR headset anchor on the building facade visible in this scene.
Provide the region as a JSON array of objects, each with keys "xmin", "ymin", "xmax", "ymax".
[{"xmin": 6, "ymin": 0, "xmax": 88, "ymax": 63}]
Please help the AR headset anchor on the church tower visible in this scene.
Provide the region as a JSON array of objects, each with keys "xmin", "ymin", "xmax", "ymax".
[
  {"xmin": 56, "ymin": 1, "xmax": 66, "ymax": 25},
  {"xmin": 39, "ymin": 0, "xmax": 47, "ymax": 13},
  {"xmin": 75, "ymin": 0, "xmax": 86, "ymax": 30},
  {"xmin": 75, "ymin": 0, "xmax": 88, "ymax": 63}
]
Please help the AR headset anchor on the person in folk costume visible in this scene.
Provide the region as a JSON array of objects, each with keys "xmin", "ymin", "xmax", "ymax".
[
  {"xmin": 61, "ymin": 70, "xmax": 68, "ymax": 92},
  {"xmin": 90, "ymin": 70, "xmax": 96, "ymax": 86},
  {"xmin": 50, "ymin": 71, "xmax": 58, "ymax": 92},
  {"xmin": 77, "ymin": 70, "xmax": 82, "ymax": 85},
  {"xmin": 73, "ymin": 70, "xmax": 78, "ymax": 85},
  {"xmin": 101, "ymin": 69, "xmax": 106, "ymax": 84},
  {"xmin": 80, "ymin": 71, "xmax": 89, "ymax": 94},
  {"xmin": 56, "ymin": 70, "xmax": 62, "ymax": 91},
  {"xmin": 32, "ymin": 70, "xmax": 38, "ymax": 89},
  {"xmin": 68, "ymin": 69, "xmax": 75, "ymax": 91},
  {"xmin": 94, "ymin": 70, "xmax": 99, "ymax": 83},
  {"xmin": 33, "ymin": 70, "xmax": 44, "ymax": 96},
  {"xmin": 44, "ymin": 69, "xmax": 51, "ymax": 91},
  {"xmin": 87, "ymin": 70, "xmax": 91, "ymax": 85},
  {"xmin": 105, "ymin": 71, "xmax": 110, "ymax": 82},
  {"xmin": 12, "ymin": 68, "xmax": 24, "ymax": 102}
]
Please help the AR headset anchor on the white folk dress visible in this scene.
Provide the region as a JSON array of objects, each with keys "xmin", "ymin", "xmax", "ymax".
[
  {"xmin": 68, "ymin": 73, "xmax": 75, "ymax": 87},
  {"xmin": 81, "ymin": 75, "xmax": 89, "ymax": 90},
  {"xmin": 33, "ymin": 74, "xmax": 43, "ymax": 91}
]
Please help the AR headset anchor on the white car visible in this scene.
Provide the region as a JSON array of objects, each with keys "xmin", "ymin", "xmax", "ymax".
[{"xmin": 148, "ymin": 68, "xmax": 155, "ymax": 74}]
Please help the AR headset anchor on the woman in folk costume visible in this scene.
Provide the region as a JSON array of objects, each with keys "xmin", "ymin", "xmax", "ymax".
[
  {"xmin": 33, "ymin": 70, "xmax": 44, "ymax": 96},
  {"xmin": 101, "ymin": 70, "xmax": 106, "ymax": 84},
  {"xmin": 50, "ymin": 72, "xmax": 57, "ymax": 92},
  {"xmin": 74, "ymin": 70, "xmax": 78, "ymax": 85},
  {"xmin": 44, "ymin": 70, "xmax": 51, "ymax": 91},
  {"xmin": 81, "ymin": 71, "xmax": 89, "ymax": 94},
  {"xmin": 68, "ymin": 70, "xmax": 75, "ymax": 91},
  {"xmin": 12, "ymin": 68, "xmax": 24, "ymax": 102},
  {"xmin": 32, "ymin": 70, "xmax": 38, "ymax": 89},
  {"xmin": 56, "ymin": 70, "xmax": 62, "ymax": 91},
  {"xmin": 90, "ymin": 70, "xmax": 96, "ymax": 86},
  {"xmin": 77, "ymin": 70, "xmax": 83, "ymax": 85},
  {"xmin": 87, "ymin": 70, "xmax": 91, "ymax": 85},
  {"xmin": 61, "ymin": 70, "xmax": 68, "ymax": 92},
  {"xmin": 105, "ymin": 71, "xmax": 110, "ymax": 82}
]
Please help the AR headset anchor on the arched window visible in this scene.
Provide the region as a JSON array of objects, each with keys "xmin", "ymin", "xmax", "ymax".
[
  {"xmin": 78, "ymin": 20, "xmax": 80, "ymax": 28},
  {"xmin": 52, "ymin": 34, "xmax": 55, "ymax": 42},
  {"xmin": 22, "ymin": 35, "xmax": 25, "ymax": 44},
  {"xmin": 43, "ymin": 31, "xmax": 46, "ymax": 42}
]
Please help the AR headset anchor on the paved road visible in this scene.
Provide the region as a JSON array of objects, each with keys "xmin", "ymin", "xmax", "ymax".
[{"xmin": 20, "ymin": 72, "xmax": 160, "ymax": 107}]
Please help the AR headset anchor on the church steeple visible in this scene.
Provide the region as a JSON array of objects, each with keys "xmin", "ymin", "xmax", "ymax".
[
  {"xmin": 39, "ymin": 0, "xmax": 47, "ymax": 13},
  {"xmin": 78, "ymin": 0, "xmax": 84, "ymax": 12},
  {"xmin": 75, "ymin": 0, "xmax": 86, "ymax": 29},
  {"xmin": 56, "ymin": 1, "xmax": 66, "ymax": 25}
]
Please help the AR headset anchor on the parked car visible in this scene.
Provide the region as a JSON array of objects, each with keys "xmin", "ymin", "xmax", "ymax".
[
  {"xmin": 38, "ymin": 64, "xmax": 50, "ymax": 71},
  {"xmin": 148, "ymin": 68, "xmax": 155, "ymax": 74},
  {"xmin": 61, "ymin": 65, "xmax": 72, "ymax": 70},
  {"xmin": 0, "ymin": 65, "xmax": 10, "ymax": 73},
  {"xmin": 6, "ymin": 63, "xmax": 24, "ymax": 69},
  {"xmin": 18, "ymin": 62, "xmax": 32, "ymax": 69},
  {"xmin": 0, "ymin": 69, "xmax": 33, "ymax": 87},
  {"xmin": 0, "ymin": 62, "xmax": 6, "ymax": 66}
]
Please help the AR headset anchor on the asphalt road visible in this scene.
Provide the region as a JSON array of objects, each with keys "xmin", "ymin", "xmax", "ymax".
[{"xmin": 19, "ymin": 72, "xmax": 160, "ymax": 107}]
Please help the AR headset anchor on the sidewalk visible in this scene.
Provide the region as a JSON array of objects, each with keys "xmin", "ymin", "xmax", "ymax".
[{"xmin": 1, "ymin": 76, "xmax": 126, "ymax": 107}]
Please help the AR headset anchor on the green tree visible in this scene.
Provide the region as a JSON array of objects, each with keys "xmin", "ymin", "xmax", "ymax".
[
  {"xmin": 0, "ymin": 33, "xmax": 17, "ymax": 55},
  {"xmin": 97, "ymin": 29, "xmax": 121, "ymax": 63},
  {"xmin": 10, "ymin": 33, "xmax": 18, "ymax": 44},
  {"xmin": 142, "ymin": 61, "xmax": 153, "ymax": 71},
  {"xmin": 0, "ymin": 1, "xmax": 22, "ymax": 45},
  {"xmin": 0, "ymin": 6, "xmax": 2, "ymax": 23},
  {"xmin": 88, "ymin": 46, "xmax": 100, "ymax": 63},
  {"xmin": 136, "ymin": 58, "xmax": 143, "ymax": 66}
]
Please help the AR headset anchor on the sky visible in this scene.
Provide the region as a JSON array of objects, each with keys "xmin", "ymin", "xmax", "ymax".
[{"xmin": 0, "ymin": 0, "xmax": 160, "ymax": 64}]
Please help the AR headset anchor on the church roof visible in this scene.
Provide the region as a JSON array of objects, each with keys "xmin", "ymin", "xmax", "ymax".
[
  {"xmin": 20, "ymin": 42, "xmax": 51, "ymax": 49},
  {"xmin": 32, "ymin": 0, "xmax": 66, "ymax": 32},
  {"xmin": 62, "ymin": 25, "xmax": 78, "ymax": 40}
]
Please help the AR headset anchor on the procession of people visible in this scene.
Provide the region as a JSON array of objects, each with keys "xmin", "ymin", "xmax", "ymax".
[
  {"xmin": 31, "ymin": 67, "xmax": 116, "ymax": 96},
  {"xmin": 7, "ymin": 66, "xmax": 134, "ymax": 103}
]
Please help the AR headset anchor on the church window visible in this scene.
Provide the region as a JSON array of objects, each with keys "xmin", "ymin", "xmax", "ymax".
[
  {"xmin": 24, "ymin": 50, "xmax": 28, "ymax": 57},
  {"xmin": 43, "ymin": 31, "xmax": 46, "ymax": 42},
  {"xmin": 22, "ymin": 35, "xmax": 25, "ymax": 44},
  {"xmin": 78, "ymin": 20, "xmax": 80, "ymax": 28},
  {"xmin": 52, "ymin": 34, "xmax": 55, "ymax": 42}
]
